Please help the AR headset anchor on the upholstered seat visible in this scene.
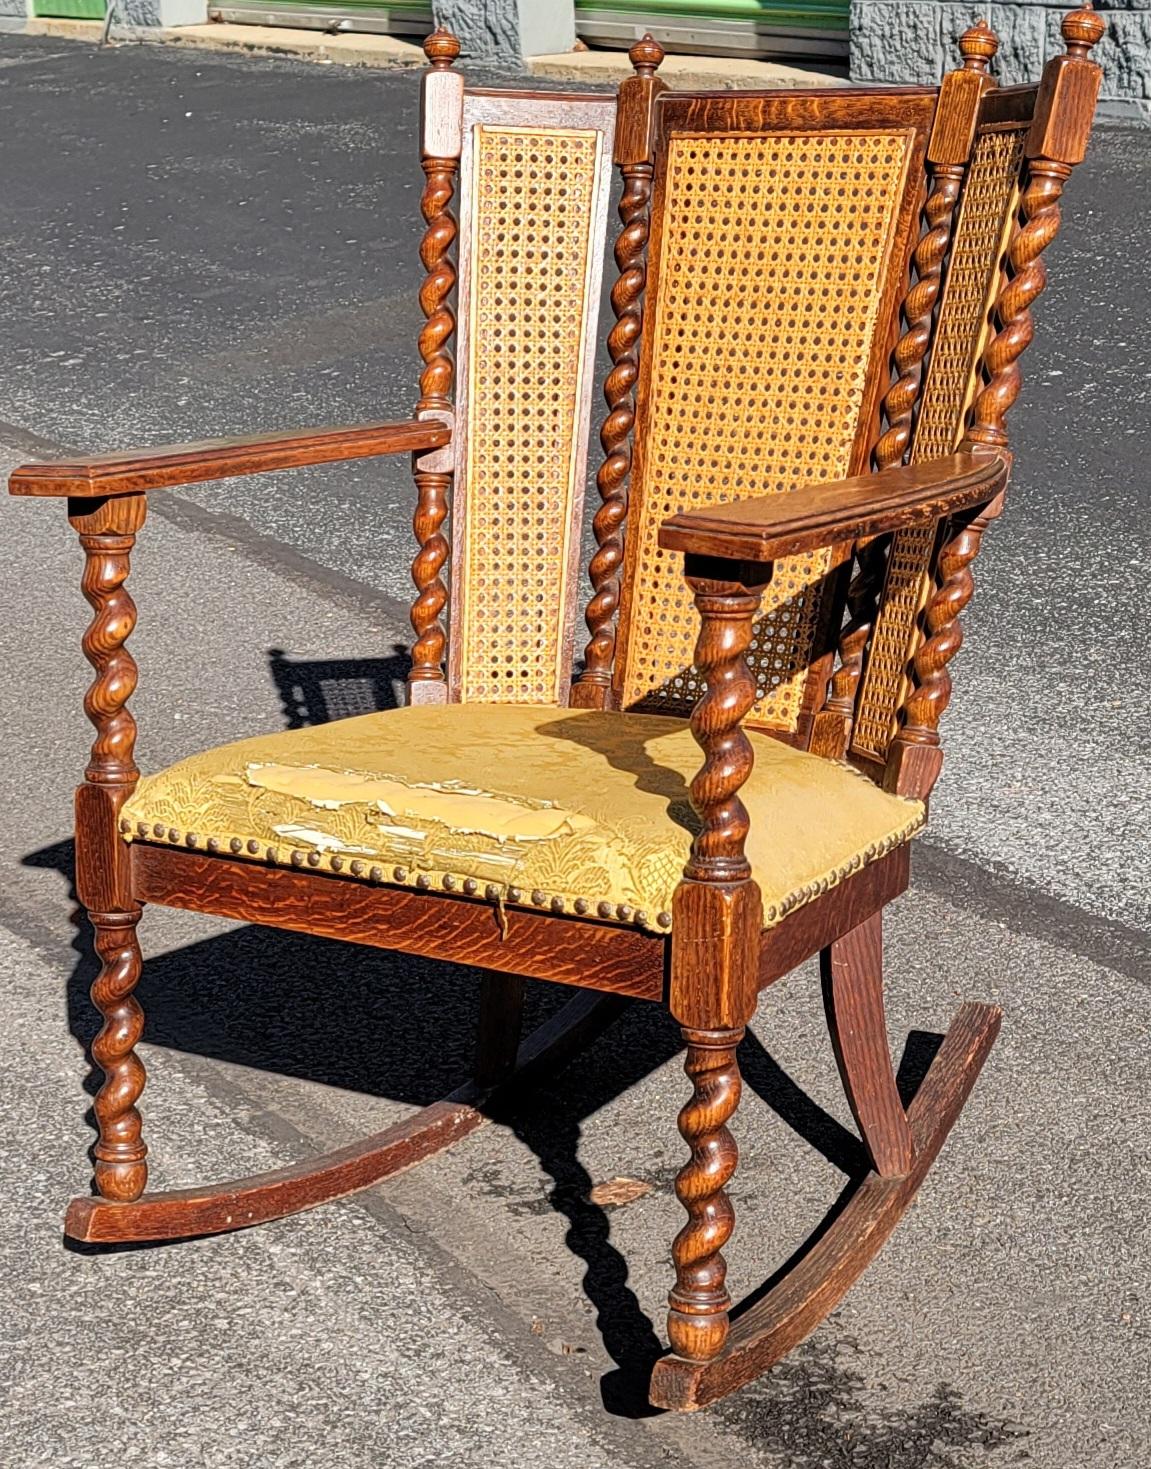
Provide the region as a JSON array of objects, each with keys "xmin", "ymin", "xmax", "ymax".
[{"xmin": 120, "ymin": 704, "xmax": 924, "ymax": 934}]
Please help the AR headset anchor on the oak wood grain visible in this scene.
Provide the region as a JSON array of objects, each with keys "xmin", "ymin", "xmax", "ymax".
[
  {"xmin": 757, "ymin": 847, "xmax": 910, "ymax": 990},
  {"xmin": 658, "ymin": 453, "xmax": 1009, "ymax": 562},
  {"xmin": 131, "ymin": 845, "xmax": 668, "ymax": 1000},
  {"xmin": 821, "ymin": 911, "xmax": 913, "ymax": 1177},
  {"xmin": 9, "ymin": 419, "xmax": 451, "ymax": 498}
]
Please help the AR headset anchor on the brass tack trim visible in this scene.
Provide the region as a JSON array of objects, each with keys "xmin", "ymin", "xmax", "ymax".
[{"xmin": 116, "ymin": 797, "xmax": 922, "ymax": 938}]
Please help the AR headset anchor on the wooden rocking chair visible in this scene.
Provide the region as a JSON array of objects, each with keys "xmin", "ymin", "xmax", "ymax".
[{"xmin": 10, "ymin": 10, "xmax": 1104, "ymax": 1411}]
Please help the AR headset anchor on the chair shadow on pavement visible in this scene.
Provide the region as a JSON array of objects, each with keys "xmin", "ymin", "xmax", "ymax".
[{"xmin": 22, "ymin": 642, "xmax": 946, "ymax": 1420}]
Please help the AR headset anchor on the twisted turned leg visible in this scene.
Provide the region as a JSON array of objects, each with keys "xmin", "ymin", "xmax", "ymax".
[
  {"xmin": 70, "ymin": 492, "xmax": 150, "ymax": 1207},
  {"xmin": 664, "ymin": 559, "xmax": 766, "ymax": 1369},
  {"xmin": 667, "ymin": 1025, "xmax": 744, "ymax": 1362},
  {"xmin": 88, "ymin": 907, "xmax": 148, "ymax": 1202}
]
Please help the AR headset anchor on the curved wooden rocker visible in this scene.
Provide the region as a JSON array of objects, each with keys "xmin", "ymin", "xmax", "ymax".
[{"xmin": 66, "ymin": 988, "xmax": 626, "ymax": 1245}]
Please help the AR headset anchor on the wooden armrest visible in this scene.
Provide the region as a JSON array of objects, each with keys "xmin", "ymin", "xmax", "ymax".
[
  {"xmin": 7, "ymin": 416, "xmax": 452, "ymax": 498},
  {"xmin": 657, "ymin": 451, "xmax": 1010, "ymax": 562}
]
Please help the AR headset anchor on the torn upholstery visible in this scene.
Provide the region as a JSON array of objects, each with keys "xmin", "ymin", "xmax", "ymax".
[{"xmin": 120, "ymin": 704, "xmax": 925, "ymax": 933}]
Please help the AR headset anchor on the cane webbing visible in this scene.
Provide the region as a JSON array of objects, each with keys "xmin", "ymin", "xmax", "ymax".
[
  {"xmin": 457, "ymin": 124, "xmax": 603, "ymax": 705},
  {"xmin": 618, "ymin": 130, "xmax": 913, "ymax": 732},
  {"xmin": 912, "ymin": 126, "xmax": 1027, "ymax": 463},
  {"xmin": 851, "ymin": 125, "xmax": 1026, "ymax": 761}
]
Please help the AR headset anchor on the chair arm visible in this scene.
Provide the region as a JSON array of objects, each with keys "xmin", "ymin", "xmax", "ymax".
[
  {"xmin": 657, "ymin": 451, "xmax": 1010, "ymax": 563},
  {"xmin": 7, "ymin": 416, "xmax": 452, "ymax": 498}
]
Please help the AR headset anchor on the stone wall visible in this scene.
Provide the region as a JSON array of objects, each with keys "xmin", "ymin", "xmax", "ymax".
[
  {"xmin": 432, "ymin": 0, "xmax": 574, "ymax": 62},
  {"xmin": 850, "ymin": 2, "xmax": 1148, "ymax": 114}
]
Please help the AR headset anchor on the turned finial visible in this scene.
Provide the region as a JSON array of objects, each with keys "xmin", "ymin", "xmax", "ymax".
[
  {"xmin": 629, "ymin": 32, "xmax": 665, "ymax": 77},
  {"xmin": 959, "ymin": 18, "xmax": 998, "ymax": 70},
  {"xmin": 1061, "ymin": 1, "xmax": 1105, "ymax": 57},
  {"xmin": 423, "ymin": 26, "xmax": 461, "ymax": 67}
]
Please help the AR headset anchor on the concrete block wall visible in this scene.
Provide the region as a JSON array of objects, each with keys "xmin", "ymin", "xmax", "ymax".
[
  {"xmin": 433, "ymin": 0, "xmax": 575, "ymax": 62},
  {"xmin": 121, "ymin": 0, "xmax": 209, "ymax": 25},
  {"xmin": 851, "ymin": 2, "xmax": 1148, "ymax": 115}
]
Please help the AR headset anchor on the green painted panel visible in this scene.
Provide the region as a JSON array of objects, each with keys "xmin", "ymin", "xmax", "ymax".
[
  {"xmin": 232, "ymin": 0, "xmax": 432, "ymax": 11},
  {"xmin": 34, "ymin": 0, "xmax": 105, "ymax": 14},
  {"xmin": 575, "ymin": 0, "xmax": 847, "ymax": 29}
]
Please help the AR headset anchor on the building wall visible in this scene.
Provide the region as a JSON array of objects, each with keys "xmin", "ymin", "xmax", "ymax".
[{"xmin": 851, "ymin": 2, "xmax": 1148, "ymax": 114}]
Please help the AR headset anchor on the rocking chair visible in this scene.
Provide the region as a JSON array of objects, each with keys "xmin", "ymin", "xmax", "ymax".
[{"xmin": 11, "ymin": 10, "xmax": 1104, "ymax": 1411}]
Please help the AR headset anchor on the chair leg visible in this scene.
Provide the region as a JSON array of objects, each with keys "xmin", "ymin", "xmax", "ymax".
[
  {"xmin": 88, "ymin": 905, "xmax": 149, "ymax": 1203},
  {"xmin": 650, "ymin": 998, "xmax": 1001, "ymax": 1411},
  {"xmin": 474, "ymin": 972, "xmax": 526, "ymax": 1088},
  {"xmin": 821, "ymin": 911, "xmax": 913, "ymax": 1177},
  {"xmin": 667, "ymin": 1025, "xmax": 745, "ymax": 1363}
]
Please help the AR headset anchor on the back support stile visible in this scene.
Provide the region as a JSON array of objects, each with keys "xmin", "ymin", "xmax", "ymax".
[
  {"xmin": 409, "ymin": 29, "xmax": 463, "ymax": 706},
  {"xmin": 571, "ymin": 36, "xmax": 668, "ymax": 712}
]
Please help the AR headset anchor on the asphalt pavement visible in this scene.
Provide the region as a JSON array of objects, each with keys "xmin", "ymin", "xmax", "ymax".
[{"xmin": 0, "ymin": 32, "xmax": 1148, "ymax": 1469}]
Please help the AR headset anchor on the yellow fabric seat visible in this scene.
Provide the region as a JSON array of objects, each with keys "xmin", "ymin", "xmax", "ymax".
[{"xmin": 120, "ymin": 704, "xmax": 924, "ymax": 934}]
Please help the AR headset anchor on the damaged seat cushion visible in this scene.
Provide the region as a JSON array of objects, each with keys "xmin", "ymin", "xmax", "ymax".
[{"xmin": 119, "ymin": 703, "xmax": 924, "ymax": 934}]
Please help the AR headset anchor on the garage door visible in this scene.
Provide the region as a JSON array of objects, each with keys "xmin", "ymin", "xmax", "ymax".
[
  {"xmin": 209, "ymin": 0, "xmax": 432, "ymax": 37},
  {"xmin": 575, "ymin": 0, "xmax": 848, "ymax": 60}
]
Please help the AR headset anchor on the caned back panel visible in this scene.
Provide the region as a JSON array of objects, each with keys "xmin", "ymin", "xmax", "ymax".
[
  {"xmin": 850, "ymin": 88, "xmax": 1037, "ymax": 763},
  {"xmin": 614, "ymin": 92, "xmax": 935, "ymax": 741},
  {"xmin": 448, "ymin": 93, "xmax": 615, "ymax": 705}
]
